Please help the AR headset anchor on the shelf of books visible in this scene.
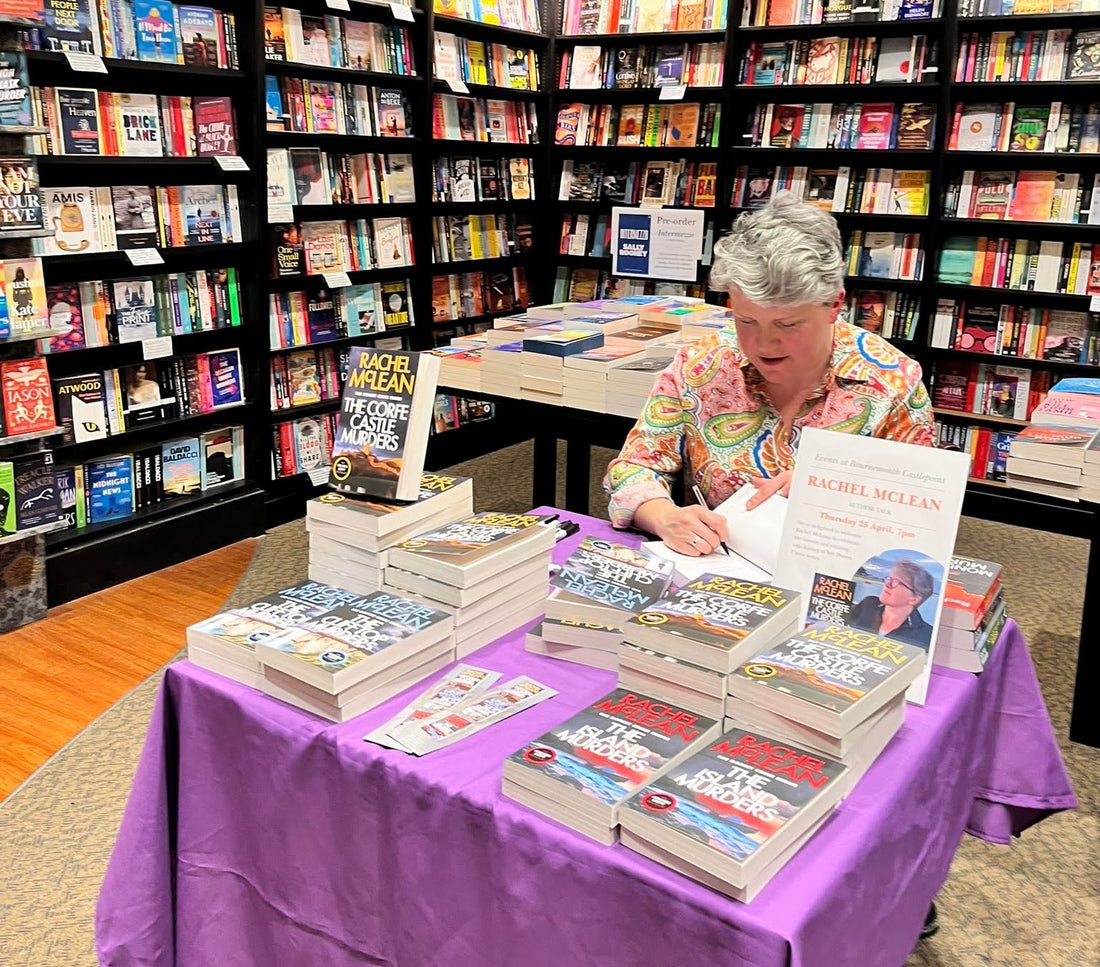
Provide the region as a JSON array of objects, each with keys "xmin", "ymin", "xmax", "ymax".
[
  {"xmin": 550, "ymin": 2, "xmax": 728, "ymax": 302},
  {"xmin": 3, "ymin": 2, "xmax": 268, "ymax": 606},
  {"xmin": 926, "ymin": 3, "xmax": 1100, "ymax": 506},
  {"xmin": 263, "ymin": 1, "xmax": 429, "ymax": 523}
]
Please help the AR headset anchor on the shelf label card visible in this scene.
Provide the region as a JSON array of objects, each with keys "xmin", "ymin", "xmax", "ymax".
[
  {"xmin": 142, "ymin": 336, "xmax": 173, "ymax": 360},
  {"xmin": 390, "ymin": 2, "xmax": 415, "ymax": 21},
  {"xmin": 446, "ymin": 78, "xmax": 470, "ymax": 94},
  {"xmin": 1091, "ymin": 296, "xmax": 1100, "ymax": 313},
  {"xmin": 322, "ymin": 271, "xmax": 353, "ymax": 289},
  {"xmin": 307, "ymin": 466, "xmax": 331, "ymax": 486},
  {"xmin": 64, "ymin": 52, "xmax": 107, "ymax": 74},
  {"xmin": 326, "ymin": 0, "xmax": 351, "ymax": 8},
  {"xmin": 659, "ymin": 85, "xmax": 687, "ymax": 101},
  {"xmin": 215, "ymin": 155, "xmax": 249, "ymax": 172},
  {"xmin": 268, "ymin": 203, "xmax": 295, "ymax": 224},
  {"xmin": 126, "ymin": 248, "xmax": 165, "ymax": 266}
]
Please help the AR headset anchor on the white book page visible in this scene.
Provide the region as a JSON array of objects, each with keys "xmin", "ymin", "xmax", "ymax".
[{"xmin": 639, "ymin": 483, "xmax": 788, "ymax": 582}]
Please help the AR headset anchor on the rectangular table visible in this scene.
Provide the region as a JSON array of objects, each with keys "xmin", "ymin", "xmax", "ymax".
[{"xmin": 96, "ymin": 509, "xmax": 1076, "ymax": 967}]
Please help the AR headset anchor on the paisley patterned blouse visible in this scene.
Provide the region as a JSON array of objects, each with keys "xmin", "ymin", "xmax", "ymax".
[{"xmin": 604, "ymin": 321, "xmax": 934, "ymax": 528}]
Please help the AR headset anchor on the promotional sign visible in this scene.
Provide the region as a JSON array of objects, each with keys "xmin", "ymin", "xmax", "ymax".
[
  {"xmin": 611, "ymin": 207, "xmax": 704, "ymax": 282},
  {"xmin": 772, "ymin": 428, "xmax": 970, "ymax": 705}
]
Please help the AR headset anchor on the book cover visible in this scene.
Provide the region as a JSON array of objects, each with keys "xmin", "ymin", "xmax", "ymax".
[
  {"xmin": 255, "ymin": 591, "xmax": 454, "ymax": 693},
  {"xmin": 772, "ymin": 428, "xmax": 971, "ymax": 705},
  {"xmin": 944, "ymin": 556, "xmax": 1003, "ymax": 625},
  {"xmin": 504, "ymin": 688, "xmax": 720, "ymax": 817},
  {"xmin": 193, "ymin": 97, "xmax": 237, "ymax": 156},
  {"xmin": 207, "ymin": 349, "xmax": 244, "ymax": 408},
  {"xmin": 376, "ymin": 89, "xmax": 409, "ymax": 138},
  {"xmin": 1068, "ymin": 29, "xmax": 1100, "ymax": 79},
  {"xmin": 728, "ymin": 625, "xmax": 926, "ymax": 729},
  {"xmin": 133, "ymin": 0, "xmax": 180, "ymax": 64},
  {"xmin": 895, "ymin": 103, "xmax": 935, "ymax": 151},
  {"xmin": 12, "ymin": 451, "xmax": 61, "ymax": 530},
  {"xmin": 306, "ymin": 472, "xmax": 472, "ymax": 536},
  {"xmin": 180, "ymin": 184, "xmax": 226, "ymax": 246},
  {"xmin": 971, "ymin": 171, "xmax": 1014, "ymax": 219},
  {"xmin": 112, "ymin": 277, "xmax": 158, "ymax": 343},
  {"xmin": 40, "ymin": 0, "xmax": 98, "ymax": 54},
  {"xmin": 263, "ymin": 6, "xmax": 286, "ymax": 61},
  {"xmin": 3, "ymin": 258, "xmax": 48, "ymax": 333},
  {"xmin": 0, "ymin": 156, "xmax": 42, "ymax": 234},
  {"xmin": 328, "ymin": 347, "xmax": 441, "ymax": 501},
  {"xmin": 390, "ymin": 511, "xmax": 556, "ymax": 567},
  {"xmin": 380, "ymin": 280, "xmax": 413, "ymax": 330},
  {"xmin": 955, "ymin": 103, "xmax": 1000, "ymax": 152},
  {"xmin": 110, "ymin": 186, "xmax": 158, "ymax": 249},
  {"xmin": 38, "ymin": 186, "xmax": 105, "ymax": 255},
  {"xmin": 549, "ymin": 537, "xmax": 675, "ymax": 620},
  {"xmin": 42, "ymin": 283, "xmax": 86, "ymax": 353},
  {"xmin": 1008, "ymin": 105, "xmax": 1051, "ymax": 152},
  {"xmin": 619, "ymin": 727, "xmax": 846, "ymax": 893},
  {"xmin": 52, "ymin": 371, "xmax": 107, "ymax": 443},
  {"xmin": 86, "ymin": 455, "xmax": 134, "ymax": 523},
  {"xmin": 806, "ymin": 573, "xmax": 857, "ymax": 626},
  {"xmin": 2, "ymin": 358, "xmax": 56, "ymax": 435},
  {"xmin": 626, "ymin": 574, "xmax": 801, "ymax": 672},
  {"xmin": 161, "ymin": 436, "xmax": 202, "ymax": 495},
  {"xmin": 54, "ymin": 88, "xmax": 101, "ymax": 155},
  {"xmin": 177, "ymin": 5, "xmax": 219, "ymax": 68},
  {"xmin": 0, "ymin": 51, "xmax": 33, "ymax": 129},
  {"xmin": 116, "ymin": 92, "xmax": 163, "ymax": 157},
  {"xmin": 555, "ymin": 103, "xmax": 584, "ymax": 145}
]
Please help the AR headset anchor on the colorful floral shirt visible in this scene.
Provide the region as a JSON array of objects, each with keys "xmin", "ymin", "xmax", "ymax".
[{"xmin": 604, "ymin": 321, "xmax": 934, "ymax": 528}]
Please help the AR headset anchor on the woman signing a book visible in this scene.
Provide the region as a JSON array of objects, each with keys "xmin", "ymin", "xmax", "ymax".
[{"xmin": 605, "ymin": 192, "xmax": 935, "ymax": 558}]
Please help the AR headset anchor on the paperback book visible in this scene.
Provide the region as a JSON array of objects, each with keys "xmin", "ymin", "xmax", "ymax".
[{"xmin": 328, "ymin": 347, "xmax": 441, "ymax": 501}]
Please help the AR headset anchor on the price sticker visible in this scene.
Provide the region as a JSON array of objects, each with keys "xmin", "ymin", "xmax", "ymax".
[
  {"xmin": 307, "ymin": 466, "xmax": 331, "ymax": 486},
  {"xmin": 446, "ymin": 78, "xmax": 470, "ymax": 94},
  {"xmin": 322, "ymin": 271, "xmax": 353, "ymax": 288},
  {"xmin": 63, "ymin": 52, "xmax": 107, "ymax": 73},
  {"xmin": 214, "ymin": 155, "xmax": 250, "ymax": 172},
  {"xmin": 126, "ymin": 248, "xmax": 165, "ymax": 266},
  {"xmin": 142, "ymin": 336, "xmax": 173, "ymax": 360},
  {"xmin": 390, "ymin": 2, "xmax": 415, "ymax": 21},
  {"xmin": 326, "ymin": 0, "xmax": 351, "ymax": 8},
  {"xmin": 268, "ymin": 203, "xmax": 295, "ymax": 224},
  {"xmin": 658, "ymin": 85, "xmax": 687, "ymax": 101}
]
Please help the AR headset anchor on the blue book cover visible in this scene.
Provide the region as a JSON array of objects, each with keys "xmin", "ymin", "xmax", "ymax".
[
  {"xmin": 133, "ymin": 0, "xmax": 181, "ymax": 65},
  {"xmin": 87, "ymin": 455, "xmax": 134, "ymax": 523},
  {"xmin": 0, "ymin": 52, "xmax": 34, "ymax": 129},
  {"xmin": 161, "ymin": 437, "xmax": 202, "ymax": 496},
  {"xmin": 1051, "ymin": 377, "xmax": 1100, "ymax": 396},
  {"xmin": 207, "ymin": 349, "xmax": 244, "ymax": 408}
]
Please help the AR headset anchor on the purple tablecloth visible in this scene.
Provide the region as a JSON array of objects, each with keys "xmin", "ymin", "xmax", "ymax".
[{"xmin": 96, "ymin": 509, "xmax": 1076, "ymax": 967}]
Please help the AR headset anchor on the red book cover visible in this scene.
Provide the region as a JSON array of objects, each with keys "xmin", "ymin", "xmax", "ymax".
[
  {"xmin": 192, "ymin": 96, "xmax": 238, "ymax": 157},
  {"xmin": 1, "ymin": 358, "xmax": 57, "ymax": 435}
]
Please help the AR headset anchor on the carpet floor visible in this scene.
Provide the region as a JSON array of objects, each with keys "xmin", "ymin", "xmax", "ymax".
[{"xmin": 1, "ymin": 440, "xmax": 1097, "ymax": 967}]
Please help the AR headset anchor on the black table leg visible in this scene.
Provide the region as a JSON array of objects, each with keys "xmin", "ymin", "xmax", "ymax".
[
  {"xmin": 565, "ymin": 438, "xmax": 591, "ymax": 515},
  {"xmin": 1070, "ymin": 511, "xmax": 1100, "ymax": 747},
  {"xmin": 532, "ymin": 431, "xmax": 557, "ymax": 509}
]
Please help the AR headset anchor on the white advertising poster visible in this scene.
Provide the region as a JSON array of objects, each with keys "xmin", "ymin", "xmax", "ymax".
[
  {"xmin": 772, "ymin": 428, "xmax": 971, "ymax": 705},
  {"xmin": 611, "ymin": 207, "xmax": 704, "ymax": 282}
]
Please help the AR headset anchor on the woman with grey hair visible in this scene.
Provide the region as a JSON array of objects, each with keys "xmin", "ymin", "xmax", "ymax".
[
  {"xmin": 848, "ymin": 559, "xmax": 936, "ymax": 649},
  {"xmin": 604, "ymin": 192, "xmax": 934, "ymax": 556}
]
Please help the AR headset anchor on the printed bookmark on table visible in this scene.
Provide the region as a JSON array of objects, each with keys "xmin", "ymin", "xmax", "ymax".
[{"xmin": 364, "ymin": 664, "xmax": 502, "ymax": 752}]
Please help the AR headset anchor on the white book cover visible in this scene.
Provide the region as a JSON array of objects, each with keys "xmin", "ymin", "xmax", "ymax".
[{"xmin": 771, "ymin": 427, "xmax": 970, "ymax": 705}]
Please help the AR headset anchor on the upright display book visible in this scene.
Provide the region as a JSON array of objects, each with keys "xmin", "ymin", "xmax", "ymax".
[
  {"xmin": 618, "ymin": 726, "xmax": 847, "ymax": 900},
  {"xmin": 727, "ymin": 624, "xmax": 926, "ymax": 736},
  {"xmin": 255, "ymin": 591, "xmax": 455, "ymax": 694},
  {"xmin": 502, "ymin": 688, "xmax": 721, "ymax": 841},
  {"xmin": 387, "ymin": 512, "xmax": 558, "ymax": 587},
  {"xmin": 943, "ymin": 556, "xmax": 1003, "ymax": 630},
  {"xmin": 547, "ymin": 537, "xmax": 675, "ymax": 627},
  {"xmin": 328, "ymin": 348, "xmax": 441, "ymax": 502},
  {"xmin": 623, "ymin": 575, "xmax": 802, "ymax": 673},
  {"xmin": 772, "ymin": 428, "xmax": 969, "ymax": 705}
]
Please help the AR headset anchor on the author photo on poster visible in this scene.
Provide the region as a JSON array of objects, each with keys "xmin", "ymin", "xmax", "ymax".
[{"xmin": 848, "ymin": 550, "xmax": 942, "ymax": 650}]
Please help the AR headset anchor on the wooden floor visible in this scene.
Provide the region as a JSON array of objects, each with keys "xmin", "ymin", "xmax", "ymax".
[{"xmin": 0, "ymin": 538, "xmax": 257, "ymax": 800}]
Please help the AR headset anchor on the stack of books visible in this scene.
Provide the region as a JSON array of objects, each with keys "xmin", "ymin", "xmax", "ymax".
[
  {"xmin": 528, "ymin": 537, "xmax": 675, "ymax": 669},
  {"xmin": 305, "ymin": 474, "xmax": 474, "ymax": 594},
  {"xmin": 724, "ymin": 624, "xmax": 927, "ymax": 797},
  {"xmin": 253, "ymin": 589, "xmax": 456, "ymax": 722},
  {"xmin": 428, "ymin": 346, "xmax": 482, "ymax": 394},
  {"xmin": 561, "ymin": 345, "xmax": 645, "ymax": 411},
  {"xmin": 186, "ymin": 580, "xmax": 368, "ymax": 687},
  {"xmin": 605, "ymin": 349, "xmax": 678, "ymax": 417},
  {"xmin": 502, "ymin": 687, "xmax": 721, "ymax": 845},
  {"xmin": 479, "ymin": 342, "xmax": 524, "ymax": 399},
  {"xmin": 935, "ymin": 555, "xmax": 1007, "ymax": 673},
  {"xmin": 618, "ymin": 725, "xmax": 848, "ymax": 902},
  {"xmin": 518, "ymin": 329, "xmax": 605, "ymax": 404},
  {"xmin": 1007, "ymin": 377, "xmax": 1100, "ymax": 501},
  {"xmin": 618, "ymin": 574, "xmax": 803, "ymax": 720},
  {"xmin": 385, "ymin": 511, "xmax": 557, "ymax": 658}
]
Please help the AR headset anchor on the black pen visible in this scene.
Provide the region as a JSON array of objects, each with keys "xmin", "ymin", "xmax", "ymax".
[{"xmin": 690, "ymin": 484, "xmax": 731, "ymax": 556}]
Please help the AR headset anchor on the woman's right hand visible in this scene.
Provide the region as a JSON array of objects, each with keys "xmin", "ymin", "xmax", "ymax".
[{"xmin": 634, "ymin": 499, "xmax": 729, "ymax": 557}]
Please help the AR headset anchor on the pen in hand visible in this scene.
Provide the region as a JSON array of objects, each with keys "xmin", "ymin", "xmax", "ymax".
[{"xmin": 690, "ymin": 484, "xmax": 731, "ymax": 557}]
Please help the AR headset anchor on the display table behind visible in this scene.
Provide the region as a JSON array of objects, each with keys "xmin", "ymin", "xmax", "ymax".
[{"xmin": 96, "ymin": 509, "xmax": 1076, "ymax": 967}]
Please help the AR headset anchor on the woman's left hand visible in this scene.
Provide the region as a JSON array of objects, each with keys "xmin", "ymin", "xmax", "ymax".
[{"xmin": 745, "ymin": 471, "xmax": 793, "ymax": 510}]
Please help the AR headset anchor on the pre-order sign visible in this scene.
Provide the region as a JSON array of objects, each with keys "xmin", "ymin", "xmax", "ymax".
[{"xmin": 611, "ymin": 207, "xmax": 705, "ymax": 282}]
